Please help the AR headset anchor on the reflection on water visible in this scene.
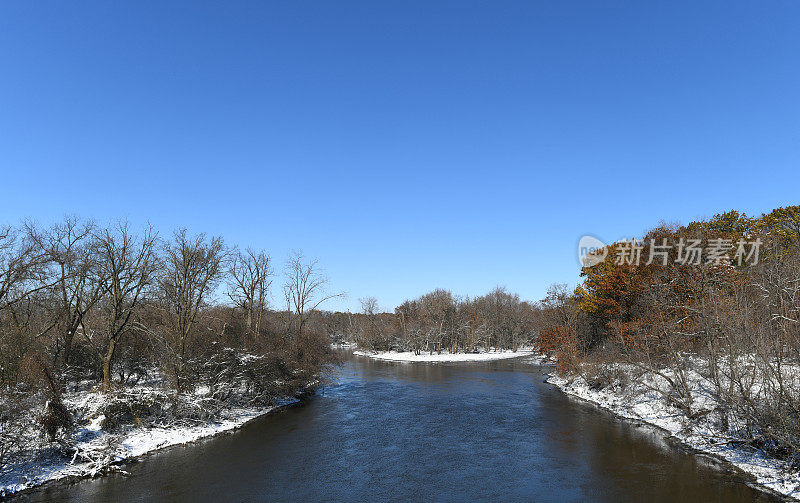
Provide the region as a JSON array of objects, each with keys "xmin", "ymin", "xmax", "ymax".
[{"xmin": 15, "ymin": 354, "xmax": 779, "ymax": 502}]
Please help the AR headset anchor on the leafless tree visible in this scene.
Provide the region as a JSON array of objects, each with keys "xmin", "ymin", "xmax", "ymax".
[
  {"xmin": 26, "ymin": 217, "xmax": 107, "ymax": 367},
  {"xmin": 92, "ymin": 222, "xmax": 158, "ymax": 392},
  {"xmin": 0, "ymin": 224, "xmax": 63, "ymax": 396},
  {"xmin": 159, "ymin": 230, "xmax": 226, "ymax": 392},
  {"xmin": 0, "ymin": 225, "xmax": 52, "ymax": 313},
  {"xmin": 283, "ymin": 252, "xmax": 342, "ymax": 342},
  {"xmin": 0, "ymin": 218, "xmax": 342, "ymax": 456},
  {"xmin": 356, "ymin": 296, "xmax": 389, "ymax": 350},
  {"xmin": 228, "ymin": 248, "xmax": 272, "ymax": 338}
]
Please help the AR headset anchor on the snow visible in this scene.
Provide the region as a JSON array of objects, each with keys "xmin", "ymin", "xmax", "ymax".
[
  {"xmin": 353, "ymin": 348, "xmax": 534, "ymax": 362},
  {"xmin": 7, "ymin": 349, "xmax": 794, "ymax": 499},
  {"xmin": 0, "ymin": 386, "xmax": 295, "ymax": 498},
  {"xmin": 545, "ymin": 362, "xmax": 800, "ymax": 500}
]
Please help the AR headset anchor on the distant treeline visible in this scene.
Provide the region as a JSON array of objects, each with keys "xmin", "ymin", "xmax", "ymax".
[
  {"xmin": 339, "ymin": 288, "xmax": 537, "ymax": 354},
  {"xmin": 536, "ymin": 206, "xmax": 800, "ymax": 466}
]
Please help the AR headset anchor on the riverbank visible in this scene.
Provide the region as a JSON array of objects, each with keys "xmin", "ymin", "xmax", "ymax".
[
  {"xmin": 353, "ymin": 348, "xmax": 534, "ymax": 362},
  {"xmin": 546, "ymin": 365, "xmax": 800, "ymax": 500},
  {"xmin": 0, "ymin": 385, "xmax": 300, "ymax": 498}
]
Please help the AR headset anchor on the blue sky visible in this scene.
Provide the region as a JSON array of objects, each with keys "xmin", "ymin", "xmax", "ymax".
[{"xmin": 1, "ymin": 1, "xmax": 798, "ymax": 312}]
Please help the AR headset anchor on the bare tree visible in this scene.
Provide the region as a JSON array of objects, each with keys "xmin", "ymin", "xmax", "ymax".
[
  {"xmin": 92, "ymin": 222, "xmax": 158, "ymax": 392},
  {"xmin": 0, "ymin": 218, "xmax": 342, "ymax": 457},
  {"xmin": 0, "ymin": 224, "xmax": 63, "ymax": 397},
  {"xmin": 26, "ymin": 217, "xmax": 107, "ymax": 367},
  {"xmin": 283, "ymin": 252, "xmax": 342, "ymax": 343},
  {"xmin": 360, "ymin": 296, "xmax": 378, "ymax": 316},
  {"xmin": 0, "ymin": 225, "xmax": 52, "ymax": 313},
  {"xmin": 228, "ymin": 248, "xmax": 272, "ymax": 338},
  {"xmin": 356, "ymin": 296, "xmax": 388, "ymax": 350},
  {"xmin": 159, "ymin": 230, "xmax": 226, "ymax": 392}
]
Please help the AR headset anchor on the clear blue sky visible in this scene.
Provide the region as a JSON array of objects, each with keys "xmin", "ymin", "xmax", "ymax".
[{"xmin": 1, "ymin": 1, "xmax": 798, "ymax": 312}]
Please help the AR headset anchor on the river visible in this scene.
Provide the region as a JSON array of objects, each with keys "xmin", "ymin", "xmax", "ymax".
[{"xmin": 13, "ymin": 353, "xmax": 779, "ymax": 502}]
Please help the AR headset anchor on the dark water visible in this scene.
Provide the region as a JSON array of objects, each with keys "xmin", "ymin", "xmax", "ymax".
[{"xmin": 15, "ymin": 354, "xmax": 780, "ymax": 502}]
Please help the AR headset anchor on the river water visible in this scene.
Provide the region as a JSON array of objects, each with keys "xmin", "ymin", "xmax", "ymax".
[{"xmin": 15, "ymin": 354, "xmax": 779, "ymax": 502}]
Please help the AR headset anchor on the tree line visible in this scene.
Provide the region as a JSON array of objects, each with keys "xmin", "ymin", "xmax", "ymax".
[
  {"xmin": 347, "ymin": 287, "xmax": 537, "ymax": 354},
  {"xmin": 0, "ymin": 217, "xmax": 338, "ymax": 452},
  {"xmin": 536, "ymin": 205, "xmax": 800, "ymax": 467}
]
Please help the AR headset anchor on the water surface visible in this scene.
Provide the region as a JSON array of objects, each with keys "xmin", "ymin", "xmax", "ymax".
[{"xmin": 15, "ymin": 354, "xmax": 779, "ymax": 502}]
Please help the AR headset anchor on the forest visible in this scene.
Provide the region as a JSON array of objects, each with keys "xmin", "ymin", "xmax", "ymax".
[
  {"xmin": 536, "ymin": 205, "xmax": 800, "ymax": 469},
  {"xmin": 341, "ymin": 288, "xmax": 537, "ymax": 355},
  {"xmin": 0, "ymin": 217, "xmax": 338, "ymax": 479}
]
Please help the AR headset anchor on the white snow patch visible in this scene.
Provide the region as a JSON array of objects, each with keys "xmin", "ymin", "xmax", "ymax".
[
  {"xmin": 548, "ymin": 367, "xmax": 800, "ymax": 500},
  {"xmin": 353, "ymin": 348, "xmax": 533, "ymax": 362},
  {"xmin": 0, "ymin": 388, "xmax": 292, "ymax": 498}
]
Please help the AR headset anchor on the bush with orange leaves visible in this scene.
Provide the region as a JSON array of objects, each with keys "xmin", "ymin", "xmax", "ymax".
[{"xmin": 537, "ymin": 325, "xmax": 582, "ymax": 376}]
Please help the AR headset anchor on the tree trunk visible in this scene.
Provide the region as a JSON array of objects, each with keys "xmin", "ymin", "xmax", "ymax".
[
  {"xmin": 103, "ymin": 336, "xmax": 116, "ymax": 392},
  {"xmin": 63, "ymin": 317, "xmax": 80, "ymax": 367}
]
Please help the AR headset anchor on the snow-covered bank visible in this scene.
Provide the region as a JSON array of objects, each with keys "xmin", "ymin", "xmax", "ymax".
[
  {"xmin": 353, "ymin": 348, "xmax": 533, "ymax": 362},
  {"xmin": 0, "ymin": 388, "xmax": 298, "ymax": 498},
  {"xmin": 546, "ymin": 367, "xmax": 800, "ymax": 500}
]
